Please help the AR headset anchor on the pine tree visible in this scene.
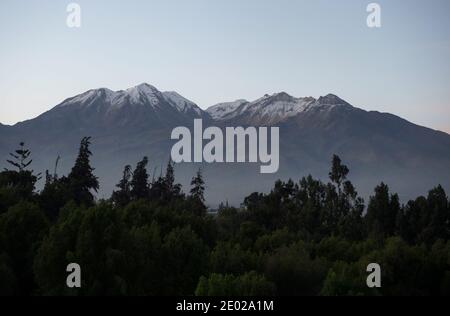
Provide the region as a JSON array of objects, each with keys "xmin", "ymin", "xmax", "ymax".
[
  {"xmin": 190, "ymin": 169, "xmax": 205, "ymax": 203},
  {"xmin": 1, "ymin": 142, "xmax": 40, "ymax": 200},
  {"xmin": 164, "ymin": 160, "xmax": 182, "ymax": 200},
  {"xmin": 165, "ymin": 160, "xmax": 175, "ymax": 191},
  {"xmin": 68, "ymin": 137, "xmax": 99, "ymax": 205},
  {"xmin": 131, "ymin": 157, "xmax": 149, "ymax": 200},
  {"xmin": 111, "ymin": 165, "xmax": 132, "ymax": 207},
  {"xmin": 6, "ymin": 142, "xmax": 33, "ymax": 172}
]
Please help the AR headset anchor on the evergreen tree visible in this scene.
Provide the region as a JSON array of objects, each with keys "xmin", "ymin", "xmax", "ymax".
[
  {"xmin": 190, "ymin": 169, "xmax": 205, "ymax": 203},
  {"xmin": 67, "ymin": 137, "xmax": 99, "ymax": 206},
  {"xmin": 163, "ymin": 160, "xmax": 182, "ymax": 200},
  {"xmin": 366, "ymin": 182, "xmax": 400, "ymax": 238},
  {"xmin": 6, "ymin": 142, "xmax": 33, "ymax": 172},
  {"xmin": 131, "ymin": 157, "xmax": 149, "ymax": 200},
  {"xmin": 0, "ymin": 142, "xmax": 39, "ymax": 202},
  {"xmin": 111, "ymin": 165, "xmax": 132, "ymax": 207},
  {"xmin": 39, "ymin": 157, "xmax": 69, "ymax": 221},
  {"xmin": 420, "ymin": 185, "xmax": 450, "ymax": 243}
]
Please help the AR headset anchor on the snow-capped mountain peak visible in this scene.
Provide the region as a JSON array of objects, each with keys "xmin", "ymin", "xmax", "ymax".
[
  {"xmin": 206, "ymin": 92, "xmax": 320, "ymax": 124},
  {"xmin": 162, "ymin": 91, "xmax": 202, "ymax": 115},
  {"xmin": 60, "ymin": 88, "xmax": 115, "ymax": 107},
  {"xmin": 55, "ymin": 83, "xmax": 206, "ymax": 118},
  {"xmin": 317, "ymin": 94, "xmax": 349, "ymax": 106},
  {"xmin": 206, "ymin": 92, "xmax": 353, "ymax": 123},
  {"xmin": 123, "ymin": 83, "xmax": 162, "ymax": 106},
  {"xmin": 207, "ymin": 99, "xmax": 249, "ymax": 120}
]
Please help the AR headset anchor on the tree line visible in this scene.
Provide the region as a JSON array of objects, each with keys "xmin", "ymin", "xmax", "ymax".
[{"xmin": 0, "ymin": 138, "xmax": 449, "ymax": 296}]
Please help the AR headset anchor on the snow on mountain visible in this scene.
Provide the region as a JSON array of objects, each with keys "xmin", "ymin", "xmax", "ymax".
[
  {"xmin": 52, "ymin": 84, "xmax": 351, "ymax": 126},
  {"xmin": 162, "ymin": 91, "xmax": 202, "ymax": 115},
  {"xmin": 55, "ymin": 83, "xmax": 205, "ymax": 116},
  {"xmin": 2, "ymin": 85, "xmax": 450, "ymax": 207},
  {"xmin": 207, "ymin": 99, "xmax": 249, "ymax": 120},
  {"xmin": 123, "ymin": 83, "xmax": 162, "ymax": 106},
  {"xmin": 59, "ymin": 88, "xmax": 116, "ymax": 108},
  {"xmin": 316, "ymin": 94, "xmax": 350, "ymax": 107},
  {"xmin": 207, "ymin": 92, "xmax": 316, "ymax": 124},
  {"xmin": 206, "ymin": 92, "xmax": 352, "ymax": 124}
]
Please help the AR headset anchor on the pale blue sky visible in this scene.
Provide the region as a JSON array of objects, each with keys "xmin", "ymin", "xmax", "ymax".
[{"xmin": 0, "ymin": 0, "xmax": 449, "ymax": 133}]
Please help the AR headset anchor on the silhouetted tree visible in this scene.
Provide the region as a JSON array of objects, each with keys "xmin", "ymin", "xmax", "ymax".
[
  {"xmin": 366, "ymin": 183, "xmax": 400, "ymax": 238},
  {"xmin": 329, "ymin": 155, "xmax": 349, "ymax": 195},
  {"xmin": 163, "ymin": 160, "xmax": 182, "ymax": 201},
  {"xmin": 111, "ymin": 165, "xmax": 132, "ymax": 207},
  {"xmin": 131, "ymin": 157, "xmax": 149, "ymax": 200},
  {"xmin": 190, "ymin": 169, "xmax": 205, "ymax": 203},
  {"xmin": 1, "ymin": 144, "xmax": 449, "ymax": 297},
  {"xmin": 413, "ymin": 185, "xmax": 450, "ymax": 244},
  {"xmin": 0, "ymin": 142, "xmax": 39, "ymax": 206},
  {"xmin": 67, "ymin": 137, "xmax": 99, "ymax": 206}
]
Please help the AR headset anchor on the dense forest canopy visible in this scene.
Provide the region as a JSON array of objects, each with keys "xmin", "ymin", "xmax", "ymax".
[{"xmin": 0, "ymin": 138, "xmax": 449, "ymax": 296}]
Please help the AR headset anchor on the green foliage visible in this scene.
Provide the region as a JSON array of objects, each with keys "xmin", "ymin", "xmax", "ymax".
[
  {"xmin": 0, "ymin": 201, "xmax": 49, "ymax": 295},
  {"xmin": 111, "ymin": 165, "xmax": 132, "ymax": 208},
  {"xmin": 265, "ymin": 241, "xmax": 328, "ymax": 295},
  {"xmin": 33, "ymin": 202, "xmax": 85, "ymax": 295},
  {"xmin": 366, "ymin": 183, "xmax": 400, "ymax": 239},
  {"xmin": 162, "ymin": 226, "xmax": 209, "ymax": 295},
  {"xmin": 320, "ymin": 261, "xmax": 378, "ymax": 296},
  {"xmin": 0, "ymin": 139, "xmax": 449, "ymax": 296},
  {"xmin": 210, "ymin": 242, "xmax": 261, "ymax": 275},
  {"xmin": 0, "ymin": 253, "xmax": 17, "ymax": 295},
  {"xmin": 195, "ymin": 271, "xmax": 276, "ymax": 296}
]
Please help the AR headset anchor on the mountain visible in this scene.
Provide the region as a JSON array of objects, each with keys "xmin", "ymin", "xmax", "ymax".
[
  {"xmin": 0, "ymin": 83, "xmax": 211, "ymax": 200},
  {"xmin": 207, "ymin": 93, "xmax": 346, "ymax": 125},
  {"xmin": 1, "ymin": 84, "xmax": 449, "ymax": 206},
  {"xmin": 34, "ymin": 83, "xmax": 209, "ymax": 128}
]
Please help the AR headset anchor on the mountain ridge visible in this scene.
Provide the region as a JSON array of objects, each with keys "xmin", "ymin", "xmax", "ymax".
[{"xmin": 1, "ymin": 83, "xmax": 449, "ymax": 206}]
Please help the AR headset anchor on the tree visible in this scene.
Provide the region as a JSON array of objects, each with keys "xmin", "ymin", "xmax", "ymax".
[
  {"xmin": 162, "ymin": 160, "xmax": 181, "ymax": 201},
  {"xmin": 265, "ymin": 242, "xmax": 327, "ymax": 296},
  {"xmin": 111, "ymin": 165, "xmax": 132, "ymax": 207},
  {"xmin": 161, "ymin": 226, "xmax": 208, "ymax": 295},
  {"xmin": 67, "ymin": 137, "xmax": 99, "ymax": 206},
  {"xmin": 131, "ymin": 157, "xmax": 149, "ymax": 200},
  {"xmin": 320, "ymin": 261, "xmax": 377, "ymax": 296},
  {"xmin": 366, "ymin": 183, "xmax": 400, "ymax": 239},
  {"xmin": 39, "ymin": 175, "xmax": 71, "ymax": 221},
  {"xmin": 190, "ymin": 169, "xmax": 205, "ymax": 203},
  {"xmin": 195, "ymin": 272, "xmax": 276, "ymax": 296},
  {"xmin": 0, "ymin": 253, "xmax": 17, "ymax": 295},
  {"xmin": 0, "ymin": 143, "xmax": 40, "ymax": 210},
  {"xmin": 6, "ymin": 142, "xmax": 33, "ymax": 172},
  {"xmin": 329, "ymin": 155, "xmax": 349, "ymax": 194},
  {"xmin": 164, "ymin": 160, "xmax": 176, "ymax": 193},
  {"xmin": 0, "ymin": 201, "xmax": 49, "ymax": 295},
  {"xmin": 418, "ymin": 185, "xmax": 450, "ymax": 244}
]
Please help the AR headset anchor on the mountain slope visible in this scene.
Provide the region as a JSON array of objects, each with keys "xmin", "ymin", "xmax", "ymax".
[
  {"xmin": 0, "ymin": 85, "xmax": 449, "ymax": 206},
  {"xmin": 206, "ymin": 93, "xmax": 345, "ymax": 125}
]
